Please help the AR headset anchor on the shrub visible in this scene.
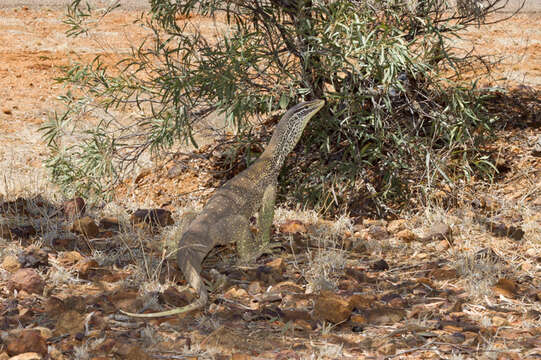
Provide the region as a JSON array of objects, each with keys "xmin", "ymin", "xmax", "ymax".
[{"xmin": 41, "ymin": 0, "xmax": 522, "ymax": 215}]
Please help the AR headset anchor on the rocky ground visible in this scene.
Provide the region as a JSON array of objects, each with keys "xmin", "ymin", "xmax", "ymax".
[{"xmin": 0, "ymin": 4, "xmax": 540, "ymax": 360}]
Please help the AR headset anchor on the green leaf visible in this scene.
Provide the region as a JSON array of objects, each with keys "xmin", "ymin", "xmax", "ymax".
[{"xmin": 279, "ymin": 93, "xmax": 289, "ymax": 110}]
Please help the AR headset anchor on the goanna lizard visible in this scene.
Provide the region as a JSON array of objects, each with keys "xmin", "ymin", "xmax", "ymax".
[{"xmin": 121, "ymin": 99, "xmax": 325, "ymax": 317}]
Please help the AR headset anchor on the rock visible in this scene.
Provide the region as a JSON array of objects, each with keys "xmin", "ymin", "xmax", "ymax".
[
  {"xmin": 532, "ymin": 135, "xmax": 541, "ymax": 156},
  {"xmin": 8, "ymin": 353, "xmax": 42, "ymax": 360},
  {"xmin": 432, "ymin": 240, "xmax": 447, "ymax": 253},
  {"xmin": 54, "ymin": 310, "xmax": 85, "ymax": 336},
  {"xmin": 377, "ymin": 342, "xmax": 396, "ymax": 355},
  {"xmin": 349, "ymin": 294, "xmax": 376, "ymax": 310},
  {"xmin": 2, "ymin": 108, "xmax": 12, "ymax": 115},
  {"xmin": 395, "ymin": 229, "xmax": 417, "ymax": 242},
  {"xmin": 62, "ymin": 197, "xmax": 86, "ymax": 218},
  {"xmin": 56, "ymin": 251, "xmax": 84, "ymax": 267},
  {"xmin": 160, "ymin": 286, "xmax": 195, "ymax": 307},
  {"xmin": 387, "ymin": 219, "xmax": 406, "ymax": 233},
  {"xmin": 422, "ymin": 222, "xmax": 452, "ymax": 242},
  {"xmin": 99, "ymin": 217, "xmax": 120, "ymax": 230},
  {"xmin": 345, "ymin": 267, "xmax": 368, "ymax": 284},
  {"xmin": 8, "ymin": 268, "xmax": 44, "ymax": 294},
  {"xmin": 114, "ymin": 344, "xmax": 151, "ymax": 360},
  {"xmin": 49, "ymin": 232, "xmax": 78, "ymax": 251},
  {"xmin": 367, "ymin": 225, "xmax": 389, "ymax": 240},
  {"xmin": 265, "ymin": 257, "xmax": 285, "ymax": 275},
  {"xmin": 280, "ymin": 308, "xmax": 313, "ymax": 323},
  {"xmin": 231, "ymin": 354, "xmax": 251, "ymax": 360},
  {"xmin": 74, "ymin": 258, "xmax": 99, "ymax": 277},
  {"xmin": 344, "ymin": 237, "xmax": 367, "ymax": 253},
  {"xmin": 271, "ymin": 281, "xmax": 304, "ymax": 294},
  {"xmin": 477, "ymin": 216, "xmax": 524, "ymax": 241},
  {"xmin": 492, "ymin": 278, "xmax": 518, "ymax": 298},
  {"xmin": 371, "ymin": 259, "xmax": 389, "ymax": 271},
  {"xmin": 166, "ymin": 164, "xmax": 184, "ymax": 179},
  {"xmin": 224, "ymin": 287, "xmax": 251, "ymax": 305},
  {"xmin": 70, "ymin": 216, "xmax": 99, "ymax": 238},
  {"xmin": 252, "ymin": 257, "xmax": 286, "ymax": 284},
  {"xmin": 1, "ymin": 255, "xmax": 21, "ymax": 273},
  {"xmin": 363, "ymin": 219, "xmax": 387, "ymax": 227},
  {"xmin": 361, "ymin": 307, "xmax": 406, "ymax": 325},
  {"xmin": 17, "ymin": 247, "xmax": 48, "ymax": 268},
  {"xmin": 130, "ymin": 209, "xmax": 174, "ymax": 227},
  {"xmin": 5, "ymin": 329, "xmax": 47, "ymax": 356},
  {"xmin": 313, "ymin": 290, "xmax": 353, "ymax": 323},
  {"xmin": 10, "ymin": 225, "xmax": 36, "ymax": 239},
  {"xmin": 429, "ymin": 267, "xmax": 457, "ymax": 281},
  {"xmin": 279, "ymin": 220, "xmax": 307, "ymax": 234}
]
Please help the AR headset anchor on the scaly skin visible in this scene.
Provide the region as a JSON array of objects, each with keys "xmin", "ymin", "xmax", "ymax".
[{"xmin": 120, "ymin": 99, "xmax": 324, "ymax": 318}]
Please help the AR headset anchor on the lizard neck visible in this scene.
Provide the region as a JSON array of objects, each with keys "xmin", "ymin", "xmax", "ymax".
[
  {"xmin": 255, "ymin": 99, "xmax": 324, "ymax": 176},
  {"xmin": 261, "ymin": 115, "xmax": 308, "ymax": 174}
]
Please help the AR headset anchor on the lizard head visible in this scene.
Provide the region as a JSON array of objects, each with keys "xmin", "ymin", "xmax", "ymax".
[{"xmin": 268, "ymin": 99, "xmax": 325, "ymax": 169}]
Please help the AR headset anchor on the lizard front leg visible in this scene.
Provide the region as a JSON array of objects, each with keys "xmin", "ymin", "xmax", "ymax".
[
  {"xmin": 229, "ymin": 214, "xmax": 254, "ymax": 264},
  {"xmin": 237, "ymin": 184, "xmax": 278, "ymax": 263},
  {"xmin": 256, "ymin": 183, "xmax": 277, "ymax": 252}
]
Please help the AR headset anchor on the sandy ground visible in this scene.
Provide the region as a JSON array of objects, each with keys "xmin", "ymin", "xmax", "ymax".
[{"xmin": 0, "ymin": 6, "xmax": 149, "ymax": 196}]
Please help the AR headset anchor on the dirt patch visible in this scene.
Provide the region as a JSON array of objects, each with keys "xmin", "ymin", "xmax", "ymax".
[{"xmin": 0, "ymin": 6, "xmax": 147, "ymax": 195}]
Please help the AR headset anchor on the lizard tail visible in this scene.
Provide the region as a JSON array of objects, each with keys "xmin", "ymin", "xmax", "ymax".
[
  {"xmin": 118, "ymin": 290, "xmax": 207, "ymax": 318},
  {"xmin": 119, "ymin": 261, "xmax": 208, "ymax": 318}
]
